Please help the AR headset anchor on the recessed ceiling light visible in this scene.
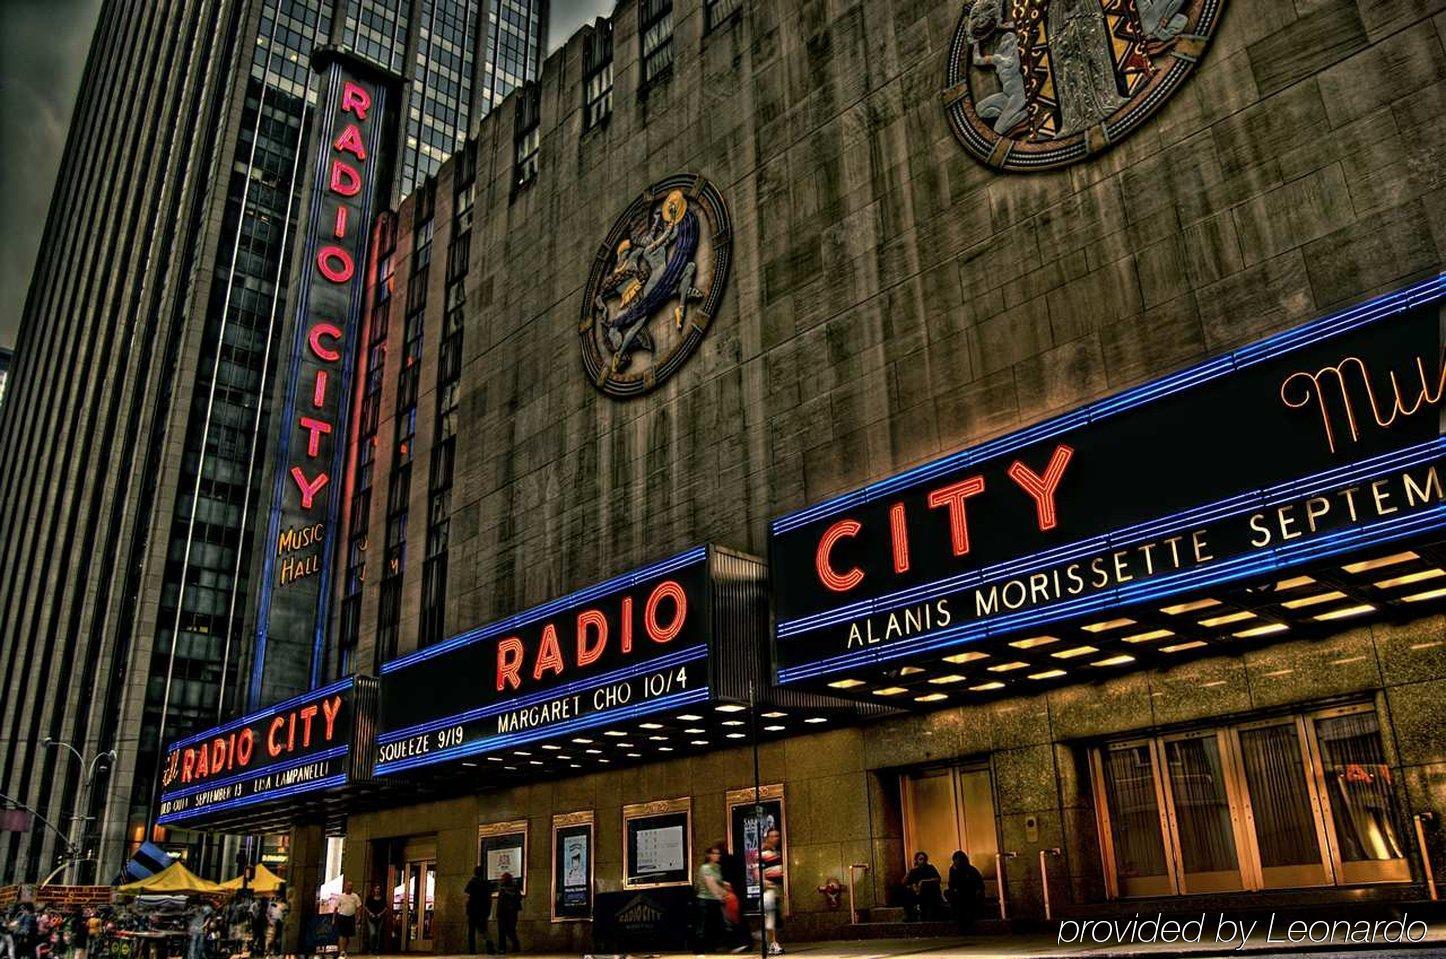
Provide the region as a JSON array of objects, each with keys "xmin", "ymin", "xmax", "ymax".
[
  {"xmin": 721, "ymin": 720, "xmax": 744, "ymax": 727},
  {"xmin": 1052, "ymin": 645, "xmax": 1097, "ymax": 659},
  {"xmin": 1092, "ymin": 654, "xmax": 1135, "ymax": 667},
  {"xmin": 828, "ymin": 679, "xmax": 865, "ymax": 689},
  {"xmin": 690, "ymin": 740, "xmax": 709, "ymax": 746},
  {"xmin": 677, "ymin": 714, "xmax": 703, "ymax": 721},
  {"xmin": 987, "ymin": 661, "xmax": 1028, "ymax": 672},
  {"xmin": 1343, "ymin": 551, "xmax": 1417, "ymax": 573},
  {"xmin": 914, "ymin": 693, "xmax": 948, "ymax": 703},
  {"xmin": 571, "ymin": 738, "xmax": 594, "ymax": 744},
  {"xmin": 585, "ymin": 749, "xmax": 602, "ymax": 755},
  {"xmin": 529, "ymin": 760, "xmax": 543, "ymax": 765},
  {"xmin": 597, "ymin": 758, "xmax": 610, "ymax": 763},
  {"xmin": 1313, "ymin": 603, "xmax": 1375, "ymax": 621},
  {"xmin": 929, "ymin": 674, "xmax": 966, "ymax": 684},
  {"xmin": 761, "ymin": 711, "xmax": 786, "ymax": 718},
  {"xmin": 504, "ymin": 765, "xmax": 517, "ymax": 770},
  {"xmin": 805, "ymin": 717, "xmax": 827, "ymax": 724},
  {"xmin": 1028, "ymin": 669, "xmax": 1066, "ymax": 680},
  {"xmin": 970, "ymin": 681, "xmax": 1005, "ymax": 691},
  {"xmin": 462, "ymin": 761, "xmax": 478, "ymax": 767},
  {"xmin": 1234, "ymin": 623, "xmax": 1288, "ymax": 638},
  {"xmin": 627, "ymin": 752, "xmax": 641, "ymax": 758},
  {"xmin": 1199, "ymin": 610, "xmax": 1254, "ymax": 627},
  {"xmin": 570, "ymin": 763, "xmax": 581, "ymax": 769},
  {"xmin": 639, "ymin": 723, "xmax": 663, "ymax": 730},
  {"xmin": 487, "ymin": 756, "xmax": 503, "ymax": 762},
  {"xmin": 1275, "ymin": 575, "xmax": 1315, "ymax": 590},
  {"xmin": 604, "ymin": 730, "xmax": 626, "ymax": 737},
  {"xmin": 1404, "ymin": 586, "xmax": 1446, "ymax": 603},
  {"xmin": 763, "ymin": 725, "xmax": 785, "ymax": 732},
  {"xmin": 1161, "ymin": 640, "xmax": 1208, "ymax": 653},
  {"xmin": 1160, "ymin": 598, "xmax": 1219, "ymax": 615},
  {"xmin": 684, "ymin": 728, "xmax": 705, "ymax": 734},
  {"xmin": 541, "ymin": 744, "xmax": 561, "ymax": 750},
  {"xmin": 616, "ymin": 742, "xmax": 635, "ymax": 748},
  {"xmin": 1010, "ymin": 636, "xmax": 1057, "ymax": 649},
  {"xmin": 649, "ymin": 735, "xmax": 667, "ymax": 742},
  {"xmin": 557, "ymin": 754, "xmax": 572, "ymax": 760},
  {"xmin": 725, "ymin": 733, "xmax": 746, "ymax": 739},
  {"xmin": 513, "ymin": 750, "xmax": 532, "ymax": 756},
  {"xmin": 1282, "ymin": 591, "xmax": 1346, "ymax": 609},
  {"xmin": 658, "ymin": 746, "xmax": 674, "ymax": 751},
  {"xmin": 716, "ymin": 704, "xmax": 747, "ymax": 713},
  {"xmin": 872, "ymin": 686, "xmax": 908, "ymax": 696},
  {"xmin": 1376, "ymin": 569, "xmax": 1445, "ymax": 588},
  {"xmin": 1082, "ymin": 618, "xmax": 1134, "ymax": 633},
  {"xmin": 1121, "ymin": 629, "xmax": 1173, "ymax": 643},
  {"xmin": 943, "ymin": 651, "xmax": 988, "ymax": 664}
]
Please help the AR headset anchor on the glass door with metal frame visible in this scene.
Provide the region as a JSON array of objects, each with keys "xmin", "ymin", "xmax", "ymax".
[
  {"xmin": 901, "ymin": 763, "xmax": 1001, "ymax": 899},
  {"xmin": 395, "ymin": 858, "xmax": 436, "ymax": 951},
  {"xmin": 1093, "ymin": 705, "xmax": 1409, "ymax": 898}
]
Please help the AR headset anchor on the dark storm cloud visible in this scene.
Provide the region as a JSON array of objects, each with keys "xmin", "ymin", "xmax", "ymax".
[
  {"xmin": 0, "ymin": 0, "xmax": 102, "ymax": 350},
  {"xmin": 548, "ymin": 0, "xmax": 616, "ymax": 52}
]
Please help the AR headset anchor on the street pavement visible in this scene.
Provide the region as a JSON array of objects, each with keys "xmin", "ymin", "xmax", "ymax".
[{"xmin": 359, "ymin": 921, "xmax": 1446, "ymax": 959}]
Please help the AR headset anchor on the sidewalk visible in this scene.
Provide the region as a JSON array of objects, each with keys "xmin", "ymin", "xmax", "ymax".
[{"xmin": 369, "ymin": 919, "xmax": 1446, "ymax": 959}]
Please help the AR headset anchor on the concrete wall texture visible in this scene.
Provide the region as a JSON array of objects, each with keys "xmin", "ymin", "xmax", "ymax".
[{"xmin": 340, "ymin": 0, "xmax": 1446, "ymax": 949}]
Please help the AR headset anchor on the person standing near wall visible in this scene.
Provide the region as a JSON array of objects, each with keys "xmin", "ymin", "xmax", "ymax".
[
  {"xmin": 334, "ymin": 880, "xmax": 363, "ymax": 958},
  {"xmin": 464, "ymin": 867, "xmax": 494, "ymax": 954},
  {"xmin": 363, "ymin": 884, "xmax": 387, "ymax": 955},
  {"xmin": 494, "ymin": 874, "xmax": 521, "ymax": 955}
]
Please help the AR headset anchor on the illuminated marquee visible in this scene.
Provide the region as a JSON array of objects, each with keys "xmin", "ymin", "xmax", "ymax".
[
  {"xmin": 374, "ymin": 547, "xmax": 762, "ymax": 776},
  {"xmin": 770, "ymin": 277, "xmax": 1446, "ymax": 685},
  {"xmin": 156, "ymin": 679, "xmax": 355, "ymax": 825},
  {"xmin": 252, "ymin": 52, "xmax": 394, "ymax": 706}
]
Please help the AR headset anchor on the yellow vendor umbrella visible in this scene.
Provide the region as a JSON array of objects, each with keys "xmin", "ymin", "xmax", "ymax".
[
  {"xmin": 219, "ymin": 863, "xmax": 286, "ymax": 895},
  {"xmin": 117, "ymin": 860, "xmax": 223, "ymax": 894}
]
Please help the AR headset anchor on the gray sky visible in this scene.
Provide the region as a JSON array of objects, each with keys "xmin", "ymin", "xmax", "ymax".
[{"xmin": 0, "ymin": 0, "xmax": 615, "ymax": 352}]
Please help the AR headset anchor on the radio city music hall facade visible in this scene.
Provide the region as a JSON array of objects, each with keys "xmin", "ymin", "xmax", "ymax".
[{"xmin": 157, "ymin": 0, "xmax": 1446, "ymax": 951}]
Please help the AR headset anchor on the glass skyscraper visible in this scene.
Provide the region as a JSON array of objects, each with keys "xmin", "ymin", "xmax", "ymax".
[{"xmin": 0, "ymin": 0, "xmax": 546, "ymax": 884}]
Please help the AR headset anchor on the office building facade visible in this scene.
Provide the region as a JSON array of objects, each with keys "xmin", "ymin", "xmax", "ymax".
[{"xmin": 0, "ymin": 0, "xmax": 545, "ymax": 884}]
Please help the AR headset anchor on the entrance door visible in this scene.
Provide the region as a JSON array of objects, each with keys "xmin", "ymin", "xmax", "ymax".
[
  {"xmin": 901, "ymin": 764, "xmax": 1000, "ymax": 898},
  {"xmin": 393, "ymin": 837, "xmax": 438, "ymax": 952}
]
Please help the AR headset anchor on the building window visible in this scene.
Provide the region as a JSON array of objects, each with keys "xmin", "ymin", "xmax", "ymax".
[
  {"xmin": 705, "ymin": 0, "xmax": 741, "ymax": 31},
  {"xmin": 583, "ymin": 21, "xmax": 613, "ymax": 129},
  {"xmin": 1091, "ymin": 704, "xmax": 1408, "ymax": 899},
  {"xmin": 514, "ymin": 83, "xmax": 541, "ymax": 189},
  {"xmin": 639, "ymin": 0, "xmax": 673, "ymax": 85}
]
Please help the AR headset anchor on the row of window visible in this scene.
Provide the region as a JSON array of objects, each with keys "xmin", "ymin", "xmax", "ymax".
[{"xmin": 511, "ymin": 0, "xmax": 741, "ymax": 191}]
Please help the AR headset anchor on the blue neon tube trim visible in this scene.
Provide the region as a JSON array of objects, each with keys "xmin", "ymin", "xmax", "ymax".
[
  {"xmin": 377, "ymin": 644, "xmax": 709, "ymax": 744},
  {"xmin": 777, "ymin": 502, "xmax": 1446, "ymax": 683},
  {"xmin": 156, "ymin": 773, "xmax": 349, "ymax": 825},
  {"xmin": 168, "ymin": 677, "xmax": 354, "ymax": 751},
  {"xmin": 380, "ymin": 546, "xmax": 708, "ymax": 674},
  {"xmin": 777, "ymin": 439, "xmax": 1445, "ymax": 638},
  {"xmin": 158, "ymin": 744, "xmax": 350, "ymax": 803},
  {"xmin": 375, "ymin": 685, "xmax": 712, "ymax": 775},
  {"xmin": 771, "ymin": 273, "xmax": 1446, "ymax": 535}
]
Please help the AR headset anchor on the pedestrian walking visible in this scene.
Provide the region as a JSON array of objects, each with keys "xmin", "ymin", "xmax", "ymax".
[
  {"xmin": 693, "ymin": 846, "xmax": 729, "ymax": 954},
  {"xmin": 363, "ymin": 884, "xmax": 387, "ymax": 955},
  {"xmin": 266, "ymin": 889, "xmax": 288, "ymax": 955},
  {"xmin": 333, "ymin": 881, "xmax": 363, "ymax": 958},
  {"xmin": 760, "ymin": 828, "xmax": 785, "ymax": 955}
]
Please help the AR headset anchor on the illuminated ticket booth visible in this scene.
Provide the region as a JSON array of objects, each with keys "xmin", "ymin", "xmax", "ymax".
[{"xmin": 768, "ymin": 277, "xmax": 1446, "ymax": 909}]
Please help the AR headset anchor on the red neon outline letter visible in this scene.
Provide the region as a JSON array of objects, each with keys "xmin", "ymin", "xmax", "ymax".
[
  {"xmin": 496, "ymin": 637, "xmax": 524, "ymax": 691},
  {"xmin": 298, "ymin": 416, "xmax": 333, "ymax": 457},
  {"xmin": 317, "ymin": 246, "xmax": 354, "ymax": 283},
  {"xmin": 532, "ymin": 623, "xmax": 565, "ymax": 680},
  {"xmin": 329, "ymin": 159, "xmax": 361, "ymax": 197},
  {"xmin": 927, "ymin": 475, "xmax": 986, "ymax": 556},
  {"xmin": 576, "ymin": 609, "xmax": 608, "ymax": 667},
  {"xmin": 815, "ymin": 519, "xmax": 864, "ymax": 592},
  {"xmin": 888, "ymin": 502, "xmax": 910, "ymax": 574},
  {"xmin": 1007, "ymin": 444, "xmax": 1074, "ymax": 532},
  {"xmin": 644, "ymin": 580, "xmax": 687, "ymax": 644},
  {"xmin": 620, "ymin": 596, "xmax": 633, "ymax": 653},
  {"xmin": 332, "ymin": 124, "xmax": 367, "ymax": 161}
]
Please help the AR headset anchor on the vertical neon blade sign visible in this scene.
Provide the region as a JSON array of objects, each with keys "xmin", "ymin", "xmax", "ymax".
[{"xmin": 252, "ymin": 58, "xmax": 390, "ymax": 708}]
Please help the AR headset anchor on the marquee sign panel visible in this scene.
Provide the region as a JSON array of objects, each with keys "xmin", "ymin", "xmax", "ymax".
[{"xmin": 770, "ymin": 277, "xmax": 1446, "ymax": 686}]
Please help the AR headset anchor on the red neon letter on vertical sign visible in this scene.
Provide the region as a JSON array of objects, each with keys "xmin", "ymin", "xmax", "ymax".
[
  {"xmin": 308, "ymin": 323, "xmax": 342, "ymax": 361},
  {"xmin": 317, "ymin": 246, "xmax": 354, "ymax": 283},
  {"xmin": 1006, "ymin": 444, "xmax": 1074, "ymax": 532},
  {"xmin": 290, "ymin": 467, "xmax": 329, "ymax": 509},
  {"xmin": 340, "ymin": 81, "xmax": 372, "ymax": 120},
  {"xmin": 816, "ymin": 519, "xmax": 864, "ymax": 592},
  {"xmin": 927, "ymin": 475, "xmax": 986, "ymax": 556},
  {"xmin": 298, "ymin": 416, "xmax": 333, "ymax": 457},
  {"xmin": 332, "ymin": 125, "xmax": 367, "ymax": 161},
  {"xmin": 329, "ymin": 160, "xmax": 361, "ymax": 197}
]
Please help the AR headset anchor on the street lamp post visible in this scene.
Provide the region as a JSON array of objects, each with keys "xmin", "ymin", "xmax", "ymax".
[{"xmin": 42, "ymin": 738, "xmax": 116, "ymax": 885}]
